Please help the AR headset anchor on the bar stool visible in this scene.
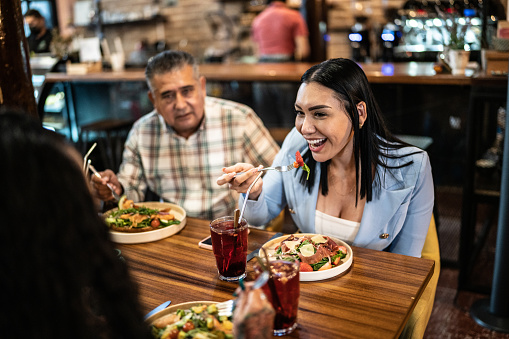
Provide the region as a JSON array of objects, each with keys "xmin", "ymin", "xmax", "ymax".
[{"xmin": 80, "ymin": 119, "xmax": 134, "ymax": 172}]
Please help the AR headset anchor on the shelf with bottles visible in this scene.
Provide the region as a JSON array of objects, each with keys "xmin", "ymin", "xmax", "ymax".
[
  {"xmin": 101, "ymin": 14, "xmax": 166, "ymax": 28},
  {"xmin": 399, "ymin": 0, "xmax": 483, "ymax": 17},
  {"xmin": 395, "ymin": 0, "xmax": 485, "ymax": 54},
  {"xmin": 76, "ymin": 14, "xmax": 165, "ymax": 29}
]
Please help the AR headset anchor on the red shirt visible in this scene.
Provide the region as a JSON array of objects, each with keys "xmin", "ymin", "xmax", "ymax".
[{"xmin": 251, "ymin": 2, "xmax": 309, "ymax": 57}]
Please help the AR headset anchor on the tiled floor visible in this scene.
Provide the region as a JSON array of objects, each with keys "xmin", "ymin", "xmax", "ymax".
[{"xmin": 424, "ymin": 186, "xmax": 509, "ymax": 338}]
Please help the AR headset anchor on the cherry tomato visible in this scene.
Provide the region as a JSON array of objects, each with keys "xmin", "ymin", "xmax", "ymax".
[
  {"xmin": 293, "ymin": 161, "xmax": 299, "ymax": 168},
  {"xmin": 295, "ymin": 151, "xmax": 305, "ymax": 167},
  {"xmin": 168, "ymin": 329, "xmax": 179, "ymax": 339},
  {"xmin": 182, "ymin": 321, "xmax": 195, "ymax": 332},
  {"xmin": 300, "ymin": 262, "xmax": 313, "ymax": 272},
  {"xmin": 151, "ymin": 219, "xmax": 160, "ymax": 228}
]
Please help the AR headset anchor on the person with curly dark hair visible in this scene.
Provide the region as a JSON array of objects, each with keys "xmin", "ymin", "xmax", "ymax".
[
  {"xmin": 218, "ymin": 58, "xmax": 434, "ymax": 258},
  {"xmin": 0, "ymin": 110, "xmax": 151, "ymax": 339}
]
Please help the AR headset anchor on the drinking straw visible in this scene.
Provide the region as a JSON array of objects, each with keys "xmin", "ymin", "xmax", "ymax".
[
  {"xmin": 239, "ymin": 171, "xmax": 263, "ymax": 224},
  {"xmin": 83, "ymin": 142, "xmax": 97, "ymax": 171},
  {"xmin": 234, "ymin": 208, "xmax": 240, "ymax": 229},
  {"xmin": 227, "ymin": 209, "xmax": 241, "ymax": 273}
]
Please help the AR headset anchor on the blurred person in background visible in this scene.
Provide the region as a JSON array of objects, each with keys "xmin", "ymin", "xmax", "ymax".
[
  {"xmin": 0, "ymin": 110, "xmax": 150, "ymax": 339},
  {"xmin": 251, "ymin": 0, "xmax": 310, "ymax": 62},
  {"xmin": 91, "ymin": 50, "xmax": 279, "ymax": 219},
  {"xmin": 24, "ymin": 9, "xmax": 52, "ymax": 54},
  {"xmin": 251, "ymin": 0, "xmax": 310, "ymax": 128}
]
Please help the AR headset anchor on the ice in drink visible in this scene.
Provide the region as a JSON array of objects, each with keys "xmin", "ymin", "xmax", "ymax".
[{"xmin": 210, "ymin": 216, "xmax": 248, "ymax": 281}]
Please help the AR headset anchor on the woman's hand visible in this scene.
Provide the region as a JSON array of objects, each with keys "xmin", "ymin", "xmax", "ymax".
[
  {"xmin": 90, "ymin": 169, "xmax": 123, "ymax": 201},
  {"xmin": 216, "ymin": 163, "xmax": 264, "ymax": 200}
]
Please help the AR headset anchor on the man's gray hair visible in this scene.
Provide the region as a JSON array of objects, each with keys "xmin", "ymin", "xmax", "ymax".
[{"xmin": 145, "ymin": 50, "xmax": 199, "ymax": 91}]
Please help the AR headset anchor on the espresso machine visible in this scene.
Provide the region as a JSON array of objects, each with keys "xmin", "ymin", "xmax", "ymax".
[{"xmin": 349, "ymin": 16, "xmax": 371, "ymax": 62}]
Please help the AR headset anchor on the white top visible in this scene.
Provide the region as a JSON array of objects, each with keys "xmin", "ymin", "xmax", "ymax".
[{"xmin": 314, "ymin": 210, "xmax": 361, "ymax": 244}]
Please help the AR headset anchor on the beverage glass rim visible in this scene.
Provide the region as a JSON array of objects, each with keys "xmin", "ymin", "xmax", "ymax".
[
  {"xmin": 263, "ymin": 258, "xmax": 300, "ymax": 270},
  {"xmin": 210, "ymin": 216, "xmax": 249, "ymax": 232}
]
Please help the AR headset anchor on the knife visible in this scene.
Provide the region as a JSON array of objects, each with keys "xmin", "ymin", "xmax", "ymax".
[
  {"xmin": 247, "ymin": 232, "xmax": 284, "ymax": 262},
  {"xmin": 144, "ymin": 300, "xmax": 172, "ymax": 320}
]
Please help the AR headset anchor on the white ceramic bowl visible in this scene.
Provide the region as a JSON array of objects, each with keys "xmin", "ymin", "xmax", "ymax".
[
  {"xmin": 104, "ymin": 202, "xmax": 187, "ymax": 244},
  {"xmin": 145, "ymin": 301, "xmax": 217, "ymax": 325},
  {"xmin": 261, "ymin": 233, "xmax": 353, "ymax": 281}
]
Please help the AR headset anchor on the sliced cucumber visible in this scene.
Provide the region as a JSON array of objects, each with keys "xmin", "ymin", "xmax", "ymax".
[{"xmin": 105, "ymin": 217, "xmax": 116, "ymax": 224}]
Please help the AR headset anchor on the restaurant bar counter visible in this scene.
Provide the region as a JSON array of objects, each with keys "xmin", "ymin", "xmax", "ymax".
[
  {"xmin": 116, "ymin": 217, "xmax": 435, "ymax": 339},
  {"xmin": 44, "ymin": 61, "xmax": 474, "ymax": 85}
]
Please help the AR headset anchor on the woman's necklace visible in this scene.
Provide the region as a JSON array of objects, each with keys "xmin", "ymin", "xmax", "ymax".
[
  {"xmin": 328, "ymin": 162, "xmax": 357, "ymax": 196},
  {"xmin": 337, "ymin": 184, "xmax": 355, "ymax": 196}
]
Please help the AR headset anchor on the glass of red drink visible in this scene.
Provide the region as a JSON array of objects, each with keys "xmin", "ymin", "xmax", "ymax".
[
  {"xmin": 255, "ymin": 259, "xmax": 300, "ymax": 335},
  {"xmin": 210, "ymin": 216, "xmax": 249, "ymax": 282}
]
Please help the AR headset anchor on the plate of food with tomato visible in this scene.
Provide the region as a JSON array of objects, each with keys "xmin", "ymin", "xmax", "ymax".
[
  {"xmin": 146, "ymin": 301, "xmax": 232, "ymax": 339},
  {"xmin": 260, "ymin": 233, "xmax": 353, "ymax": 281},
  {"xmin": 103, "ymin": 198, "xmax": 186, "ymax": 244}
]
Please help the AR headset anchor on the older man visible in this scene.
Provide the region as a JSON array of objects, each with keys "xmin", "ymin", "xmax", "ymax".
[{"xmin": 92, "ymin": 51, "xmax": 279, "ymax": 219}]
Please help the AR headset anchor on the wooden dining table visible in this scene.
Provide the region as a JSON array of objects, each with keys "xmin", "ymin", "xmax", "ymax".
[{"xmin": 116, "ymin": 217, "xmax": 435, "ymax": 339}]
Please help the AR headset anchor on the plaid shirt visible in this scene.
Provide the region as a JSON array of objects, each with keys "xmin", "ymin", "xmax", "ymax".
[{"xmin": 118, "ymin": 97, "xmax": 280, "ymax": 220}]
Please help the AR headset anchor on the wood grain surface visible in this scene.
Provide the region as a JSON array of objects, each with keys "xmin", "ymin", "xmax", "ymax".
[
  {"xmin": 44, "ymin": 61, "xmax": 480, "ymax": 85},
  {"xmin": 116, "ymin": 217, "xmax": 434, "ymax": 339}
]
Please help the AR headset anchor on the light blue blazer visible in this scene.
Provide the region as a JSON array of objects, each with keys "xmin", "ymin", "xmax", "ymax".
[{"xmin": 240, "ymin": 128, "xmax": 434, "ymax": 258}]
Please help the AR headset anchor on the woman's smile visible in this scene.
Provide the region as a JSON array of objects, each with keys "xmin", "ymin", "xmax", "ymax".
[
  {"xmin": 307, "ymin": 137, "xmax": 327, "ymax": 152},
  {"xmin": 295, "ymin": 82, "xmax": 356, "ymax": 162}
]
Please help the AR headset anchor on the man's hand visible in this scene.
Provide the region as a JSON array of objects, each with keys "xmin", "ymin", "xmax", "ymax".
[
  {"xmin": 90, "ymin": 169, "xmax": 123, "ymax": 201},
  {"xmin": 216, "ymin": 163, "xmax": 264, "ymax": 200}
]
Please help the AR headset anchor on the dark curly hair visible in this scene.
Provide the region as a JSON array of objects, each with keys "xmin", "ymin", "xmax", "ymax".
[
  {"xmin": 299, "ymin": 58, "xmax": 419, "ymax": 204},
  {"xmin": 0, "ymin": 111, "xmax": 151, "ymax": 339}
]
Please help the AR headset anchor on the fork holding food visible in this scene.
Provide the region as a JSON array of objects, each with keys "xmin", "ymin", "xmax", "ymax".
[{"xmin": 217, "ymin": 163, "xmax": 265, "ymax": 200}]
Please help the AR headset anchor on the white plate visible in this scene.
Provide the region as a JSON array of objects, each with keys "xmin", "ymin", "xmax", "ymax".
[
  {"xmin": 104, "ymin": 202, "xmax": 187, "ymax": 244},
  {"xmin": 261, "ymin": 233, "xmax": 353, "ymax": 282},
  {"xmin": 145, "ymin": 301, "xmax": 216, "ymax": 325}
]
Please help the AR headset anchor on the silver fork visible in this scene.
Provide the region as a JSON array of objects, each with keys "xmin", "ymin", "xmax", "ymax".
[
  {"xmin": 234, "ymin": 164, "xmax": 295, "ymax": 177},
  {"xmin": 217, "ymin": 299, "xmax": 236, "ymax": 317},
  {"xmin": 89, "ymin": 164, "xmax": 121, "ymax": 201}
]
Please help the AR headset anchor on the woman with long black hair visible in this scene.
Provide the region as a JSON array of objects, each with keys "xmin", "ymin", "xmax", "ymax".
[{"xmin": 218, "ymin": 58, "xmax": 434, "ymax": 258}]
